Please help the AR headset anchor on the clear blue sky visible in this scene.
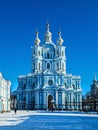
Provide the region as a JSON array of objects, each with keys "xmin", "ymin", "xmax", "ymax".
[{"xmin": 0, "ymin": 0, "xmax": 98, "ymax": 95}]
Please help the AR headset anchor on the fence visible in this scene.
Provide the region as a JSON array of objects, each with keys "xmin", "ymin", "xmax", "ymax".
[
  {"xmin": 82, "ymin": 100, "xmax": 98, "ymax": 112},
  {"xmin": 11, "ymin": 100, "xmax": 98, "ymax": 112}
]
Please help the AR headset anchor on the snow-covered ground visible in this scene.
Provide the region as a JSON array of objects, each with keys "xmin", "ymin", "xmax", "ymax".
[{"xmin": 0, "ymin": 111, "xmax": 98, "ymax": 130}]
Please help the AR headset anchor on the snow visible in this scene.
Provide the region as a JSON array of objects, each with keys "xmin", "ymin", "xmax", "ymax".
[{"xmin": 0, "ymin": 111, "xmax": 98, "ymax": 130}]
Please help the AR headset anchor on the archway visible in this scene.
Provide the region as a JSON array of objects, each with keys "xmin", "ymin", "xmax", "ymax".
[{"xmin": 48, "ymin": 95, "xmax": 53, "ymax": 109}]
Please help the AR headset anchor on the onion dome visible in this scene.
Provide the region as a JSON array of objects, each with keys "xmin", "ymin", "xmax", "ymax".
[
  {"xmin": 34, "ymin": 31, "xmax": 41, "ymax": 45},
  {"xmin": 57, "ymin": 32, "xmax": 64, "ymax": 45}
]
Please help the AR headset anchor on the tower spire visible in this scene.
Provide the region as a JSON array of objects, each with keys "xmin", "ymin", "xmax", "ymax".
[
  {"xmin": 46, "ymin": 22, "xmax": 50, "ymax": 32},
  {"xmin": 34, "ymin": 31, "xmax": 41, "ymax": 45}
]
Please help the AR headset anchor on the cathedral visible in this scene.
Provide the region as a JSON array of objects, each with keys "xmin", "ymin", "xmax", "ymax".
[{"xmin": 16, "ymin": 23, "xmax": 82, "ymax": 110}]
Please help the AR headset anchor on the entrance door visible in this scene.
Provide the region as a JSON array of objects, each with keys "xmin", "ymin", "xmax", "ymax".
[{"xmin": 48, "ymin": 95, "xmax": 53, "ymax": 109}]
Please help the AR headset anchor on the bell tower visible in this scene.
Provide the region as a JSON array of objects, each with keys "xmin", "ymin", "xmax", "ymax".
[
  {"xmin": 31, "ymin": 31, "xmax": 42, "ymax": 73},
  {"xmin": 55, "ymin": 32, "xmax": 66, "ymax": 73}
]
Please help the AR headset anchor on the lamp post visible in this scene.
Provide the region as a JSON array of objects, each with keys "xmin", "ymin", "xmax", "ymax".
[
  {"xmin": 1, "ymin": 99, "xmax": 4, "ymax": 113},
  {"xmin": 8, "ymin": 99, "xmax": 10, "ymax": 112},
  {"xmin": 95, "ymin": 99, "xmax": 98, "ymax": 114}
]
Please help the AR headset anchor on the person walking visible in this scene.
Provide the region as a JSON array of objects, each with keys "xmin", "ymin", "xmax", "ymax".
[{"xmin": 14, "ymin": 108, "xmax": 17, "ymax": 114}]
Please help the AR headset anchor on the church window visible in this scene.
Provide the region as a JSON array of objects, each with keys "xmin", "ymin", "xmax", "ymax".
[
  {"xmin": 47, "ymin": 53, "xmax": 50, "ymax": 59},
  {"xmin": 28, "ymin": 79, "xmax": 31, "ymax": 86},
  {"xmin": 38, "ymin": 51, "xmax": 40, "ymax": 56},
  {"xmin": 23, "ymin": 84, "xmax": 26, "ymax": 90},
  {"xmin": 57, "ymin": 63, "xmax": 59, "ymax": 70},
  {"xmin": 62, "ymin": 51, "xmax": 64, "ymax": 56},
  {"xmin": 57, "ymin": 51, "xmax": 58, "ymax": 56},
  {"xmin": 72, "ymin": 84, "xmax": 75, "ymax": 89},
  {"xmin": 78, "ymin": 81, "xmax": 80, "ymax": 88},
  {"xmin": 54, "ymin": 51, "xmax": 55, "ymax": 57},
  {"xmin": 64, "ymin": 83, "xmax": 67, "ymax": 88},
  {"xmin": 58, "ymin": 92, "xmax": 62, "ymax": 105},
  {"xmin": 76, "ymin": 81, "xmax": 78, "ymax": 89},
  {"xmin": 73, "ymin": 97, "xmax": 75, "ymax": 108},
  {"xmin": 47, "ymin": 63, "xmax": 50, "ymax": 69},
  {"xmin": 32, "ymin": 83, "xmax": 35, "ymax": 88},
  {"xmin": 46, "ymin": 36, "xmax": 49, "ymax": 42},
  {"xmin": 39, "ymin": 63, "xmax": 40, "ymax": 70},
  {"xmin": 48, "ymin": 79, "xmax": 53, "ymax": 85},
  {"xmin": 23, "ymin": 97, "xmax": 26, "ymax": 101},
  {"xmin": 62, "ymin": 63, "xmax": 64, "ymax": 70},
  {"xmin": 33, "ymin": 49, "xmax": 35, "ymax": 55}
]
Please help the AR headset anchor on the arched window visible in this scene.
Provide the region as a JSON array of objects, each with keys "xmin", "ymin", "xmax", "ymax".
[
  {"xmin": 62, "ymin": 63, "xmax": 64, "ymax": 70},
  {"xmin": 57, "ymin": 63, "xmax": 59, "ymax": 70},
  {"xmin": 72, "ymin": 84, "xmax": 75, "ymax": 89},
  {"xmin": 23, "ymin": 84, "xmax": 26, "ymax": 89},
  {"xmin": 62, "ymin": 51, "xmax": 64, "ymax": 56},
  {"xmin": 48, "ymin": 79, "xmax": 53, "ymax": 85},
  {"xmin": 38, "ymin": 51, "xmax": 40, "ymax": 56},
  {"xmin": 57, "ymin": 51, "xmax": 58, "ymax": 56},
  {"xmin": 39, "ymin": 63, "xmax": 40, "ymax": 70},
  {"xmin": 31, "ymin": 83, "xmax": 35, "ymax": 89},
  {"xmin": 47, "ymin": 63, "xmax": 50, "ymax": 69},
  {"xmin": 33, "ymin": 49, "xmax": 35, "ymax": 55},
  {"xmin": 47, "ymin": 53, "xmax": 50, "ymax": 59},
  {"xmin": 33, "ymin": 62, "xmax": 35, "ymax": 70},
  {"xmin": 23, "ymin": 97, "xmax": 26, "ymax": 101}
]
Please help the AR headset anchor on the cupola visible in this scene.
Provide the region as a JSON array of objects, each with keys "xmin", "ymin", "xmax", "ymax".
[
  {"xmin": 34, "ymin": 31, "xmax": 41, "ymax": 45},
  {"xmin": 57, "ymin": 32, "xmax": 64, "ymax": 45},
  {"xmin": 44, "ymin": 23, "xmax": 52, "ymax": 43}
]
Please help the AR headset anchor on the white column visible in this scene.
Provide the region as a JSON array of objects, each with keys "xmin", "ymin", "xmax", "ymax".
[
  {"xmin": 54, "ymin": 61, "xmax": 56, "ymax": 70},
  {"xmin": 56, "ymin": 91, "xmax": 58, "ymax": 108},
  {"xmin": 70, "ymin": 93, "xmax": 74, "ymax": 110},
  {"xmin": 62, "ymin": 92, "xmax": 65, "ymax": 109},
  {"xmin": 68, "ymin": 93, "xmax": 71, "ymax": 110},
  {"xmin": 26, "ymin": 93, "xmax": 29, "ymax": 110},
  {"xmin": 64, "ymin": 62, "xmax": 65, "ymax": 70},
  {"xmin": 35, "ymin": 91, "xmax": 39, "ymax": 109},
  {"xmin": 8, "ymin": 99, "xmax": 10, "ymax": 111},
  {"xmin": 43, "ymin": 92, "xmax": 47, "ymax": 109},
  {"xmin": 37, "ymin": 77, "xmax": 39, "ymax": 87},
  {"xmin": 59, "ymin": 61, "xmax": 60, "ymax": 70},
  {"xmin": 74, "ymin": 94, "xmax": 77, "ymax": 110},
  {"xmin": 60, "ymin": 61, "xmax": 61, "ymax": 70},
  {"xmin": 76, "ymin": 94, "xmax": 78, "ymax": 110},
  {"xmin": 78, "ymin": 94, "xmax": 82, "ymax": 110},
  {"xmin": 80, "ymin": 94, "xmax": 82, "ymax": 109},
  {"xmin": 37, "ymin": 62, "xmax": 38, "ymax": 70},
  {"xmin": 51, "ymin": 61, "xmax": 53, "ymax": 70}
]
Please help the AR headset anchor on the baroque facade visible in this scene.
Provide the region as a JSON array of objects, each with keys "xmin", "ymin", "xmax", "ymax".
[
  {"xmin": 16, "ymin": 24, "xmax": 82, "ymax": 110},
  {"xmin": 0, "ymin": 73, "xmax": 11, "ymax": 112}
]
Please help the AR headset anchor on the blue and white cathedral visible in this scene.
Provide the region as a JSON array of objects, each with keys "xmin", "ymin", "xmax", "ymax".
[{"xmin": 16, "ymin": 23, "xmax": 82, "ymax": 110}]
